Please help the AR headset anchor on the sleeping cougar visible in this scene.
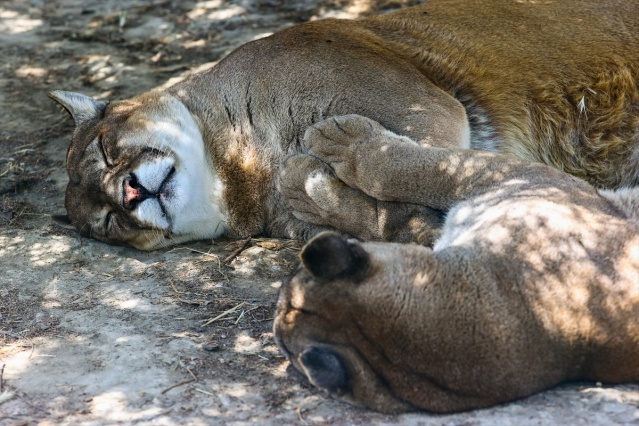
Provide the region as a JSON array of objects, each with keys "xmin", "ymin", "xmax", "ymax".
[
  {"xmin": 50, "ymin": 0, "xmax": 639, "ymax": 249},
  {"xmin": 274, "ymin": 114, "xmax": 639, "ymax": 413}
]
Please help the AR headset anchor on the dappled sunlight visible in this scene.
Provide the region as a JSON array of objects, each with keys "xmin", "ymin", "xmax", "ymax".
[
  {"xmin": 0, "ymin": 235, "xmax": 89, "ymax": 275},
  {"xmin": 79, "ymin": 54, "xmax": 135, "ymax": 92},
  {"xmin": 27, "ymin": 237, "xmax": 74, "ymax": 267},
  {"xmin": 223, "ymin": 382, "xmax": 249, "ymax": 398},
  {"xmin": 446, "ymin": 196, "xmax": 588, "ymax": 251},
  {"xmin": 582, "ymin": 386, "xmax": 639, "ymax": 405},
  {"xmin": 0, "ymin": 235, "xmax": 24, "ymax": 255},
  {"xmin": 63, "ymin": 279, "xmax": 163, "ymax": 313},
  {"xmin": 439, "ymin": 175, "xmax": 639, "ymax": 345},
  {"xmin": 280, "ymin": 117, "xmax": 639, "ymax": 410},
  {"xmin": 4, "ymin": 0, "xmax": 637, "ymax": 422},
  {"xmin": 233, "ymin": 332, "xmax": 262, "ymax": 354},
  {"xmin": 0, "ymin": 9, "xmax": 42, "ymax": 34},
  {"xmin": 228, "ymin": 246, "xmax": 287, "ymax": 277},
  {"xmin": 14, "ymin": 65, "xmax": 48, "ymax": 79},
  {"xmin": 186, "ymin": 1, "xmax": 235, "ymax": 20},
  {"xmin": 113, "ymin": 298, "xmax": 141, "ymax": 310},
  {"xmin": 1, "ymin": 225, "xmax": 293, "ymax": 419},
  {"xmin": 205, "ymin": 6, "xmax": 247, "ymax": 21},
  {"xmin": 271, "ymin": 360, "xmax": 291, "ymax": 378},
  {"xmin": 173, "ymin": 258, "xmax": 218, "ymax": 279},
  {"xmin": 3, "ymin": 339, "xmax": 63, "ymax": 377},
  {"xmin": 90, "ymin": 391, "xmax": 170, "ymax": 423},
  {"xmin": 83, "ymin": 54, "xmax": 115, "ymax": 75},
  {"xmin": 312, "ymin": 0, "xmax": 373, "ymax": 19},
  {"xmin": 159, "ymin": 61, "xmax": 219, "ymax": 88},
  {"xmin": 251, "ymin": 31, "xmax": 274, "ymax": 41}
]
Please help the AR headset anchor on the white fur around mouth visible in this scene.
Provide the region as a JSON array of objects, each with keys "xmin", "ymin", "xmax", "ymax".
[
  {"xmin": 135, "ymin": 157, "xmax": 175, "ymax": 194},
  {"xmin": 133, "ymin": 157, "xmax": 176, "ymax": 229},
  {"xmin": 123, "ymin": 95, "xmax": 228, "ymax": 242}
]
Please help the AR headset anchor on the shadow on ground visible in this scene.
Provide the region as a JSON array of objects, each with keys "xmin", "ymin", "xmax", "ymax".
[{"xmin": 0, "ymin": 1, "xmax": 637, "ymax": 424}]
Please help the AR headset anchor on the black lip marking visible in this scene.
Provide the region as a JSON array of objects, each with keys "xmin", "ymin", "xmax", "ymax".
[
  {"xmin": 157, "ymin": 166, "xmax": 176, "ymax": 222},
  {"xmin": 159, "ymin": 166, "xmax": 176, "ymax": 196}
]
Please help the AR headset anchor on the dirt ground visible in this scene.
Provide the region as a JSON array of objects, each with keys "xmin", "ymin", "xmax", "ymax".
[{"xmin": 0, "ymin": 1, "xmax": 638, "ymax": 424}]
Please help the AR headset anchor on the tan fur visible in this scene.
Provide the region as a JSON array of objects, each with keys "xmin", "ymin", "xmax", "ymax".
[
  {"xmin": 51, "ymin": 0, "xmax": 639, "ymax": 249},
  {"xmin": 274, "ymin": 115, "xmax": 639, "ymax": 413}
]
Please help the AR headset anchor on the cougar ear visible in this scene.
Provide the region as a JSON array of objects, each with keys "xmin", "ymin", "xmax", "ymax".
[
  {"xmin": 299, "ymin": 346, "xmax": 351, "ymax": 394},
  {"xmin": 299, "ymin": 232, "xmax": 370, "ymax": 281},
  {"xmin": 48, "ymin": 90, "xmax": 108, "ymax": 126}
]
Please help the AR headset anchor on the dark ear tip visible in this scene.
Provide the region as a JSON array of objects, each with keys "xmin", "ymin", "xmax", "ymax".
[
  {"xmin": 299, "ymin": 232, "xmax": 344, "ymax": 270},
  {"xmin": 300, "ymin": 346, "xmax": 351, "ymax": 393},
  {"xmin": 299, "ymin": 232, "xmax": 370, "ymax": 281}
]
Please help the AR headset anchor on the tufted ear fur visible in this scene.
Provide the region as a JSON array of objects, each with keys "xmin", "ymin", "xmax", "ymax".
[
  {"xmin": 299, "ymin": 346, "xmax": 351, "ymax": 394},
  {"xmin": 299, "ymin": 232, "xmax": 370, "ymax": 281},
  {"xmin": 48, "ymin": 90, "xmax": 108, "ymax": 126}
]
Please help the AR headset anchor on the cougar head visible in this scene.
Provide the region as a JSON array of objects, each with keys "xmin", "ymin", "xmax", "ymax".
[{"xmin": 50, "ymin": 90, "xmax": 227, "ymax": 250}]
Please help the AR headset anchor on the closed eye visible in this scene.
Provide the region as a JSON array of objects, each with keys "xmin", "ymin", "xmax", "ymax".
[
  {"xmin": 98, "ymin": 135, "xmax": 113, "ymax": 167},
  {"xmin": 104, "ymin": 211, "xmax": 114, "ymax": 236}
]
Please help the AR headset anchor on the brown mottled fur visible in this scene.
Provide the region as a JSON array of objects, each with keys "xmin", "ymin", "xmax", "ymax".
[
  {"xmin": 51, "ymin": 0, "xmax": 639, "ymax": 249},
  {"xmin": 274, "ymin": 115, "xmax": 639, "ymax": 413}
]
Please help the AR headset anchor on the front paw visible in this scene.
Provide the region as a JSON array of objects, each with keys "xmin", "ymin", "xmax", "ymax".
[
  {"xmin": 302, "ymin": 115, "xmax": 381, "ymax": 187},
  {"xmin": 278, "ymin": 154, "xmax": 381, "ymax": 241},
  {"xmin": 304, "ymin": 115, "xmax": 418, "ymax": 192},
  {"xmin": 278, "ymin": 154, "xmax": 338, "ymax": 225},
  {"xmin": 304, "ymin": 114, "xmax": 384, "ymax": 151}
]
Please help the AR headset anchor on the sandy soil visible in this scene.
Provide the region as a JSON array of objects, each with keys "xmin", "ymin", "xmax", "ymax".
[{"xmin": 0, "ymin": 1, "xmax": 638, "ymax": 424}]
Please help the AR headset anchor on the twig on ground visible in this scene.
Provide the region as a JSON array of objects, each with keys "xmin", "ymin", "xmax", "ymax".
[
  {"xmin": 185, "ymin": 366, "xmax": 198, "ymax": 381},
  {"xmin": 222, "ymin": 237, "xmax": 252, "ymax": 265},
  {"xmin": 167, "ymin": 246, "xmax": 227, "ymax": 279},
  {"xmin": 194, "ymin": 388, "xmax": 215, "ymax": 396},
  {"xmin": 253, "ymin": 238, "xmax": 302, "ymax": 251},
  {"xmin": 0, "ymin": 167, "xmax": 12, "ymax": 179},
  {"xmin": 0, "ymin": 363, "xmax": 4, "ymax": 392},
  {"xmin": 169, "ymin": 246, "xmax": 220, "ymax": 259},
  {"xmin": 160, "ymin": 379, "xmax": 195, "ymax": 394},
  {"xmin": 168, "ymin": 280, "xmax": 185, "ymax": 295},
  {"xmin": 296, "ymin": 405, "xmax": 308, "ymax": 425},
  {"xmin": 9, "ymin": 143, "xmax": 36, "ymax": 155},
  {"xmin": 169, "ymin": 245, "xmax": 223, "ymax": 273},
  {"xmin": 177, "ymin": 298, "xmax": 204, "ymax": 306},
  {"xmin": 200, "ymin": 302, "xmax": 246, "ymax": 327}
]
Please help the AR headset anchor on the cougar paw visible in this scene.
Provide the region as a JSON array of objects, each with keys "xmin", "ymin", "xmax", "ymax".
[
  {"xmin": 304, "ymin": 115, "xmax": 382, "ymax": 163},
  {"xmin": 304, "ymin": 115, "xmax": 419, "ymax": 191},
  {"xmin": 278, "ymin": 154, "xmax": 343, "ymax": 226},
  {"xmin": 279, "ymin": 154, "xmax": 381, "ymax": 240}
]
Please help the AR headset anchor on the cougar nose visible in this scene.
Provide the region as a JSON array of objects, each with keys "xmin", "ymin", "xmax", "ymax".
[{"xmin": 123, "ymin": 174, "xmax": 150, "ymax": 209}]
